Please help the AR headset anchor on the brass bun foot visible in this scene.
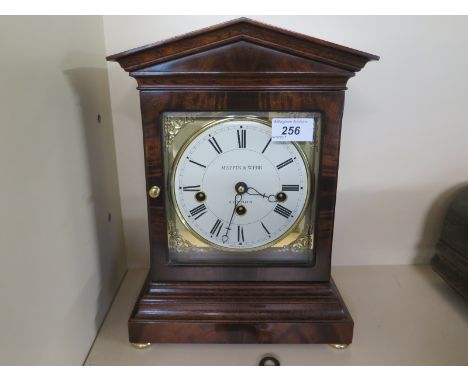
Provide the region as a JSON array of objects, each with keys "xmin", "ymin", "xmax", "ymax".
[
  {"xmin": 329, "ymin": 344, "xmax": 349, "ymax": 350},
  {"xmin": 131, "ymin": 342, "xmax": 151, "ymax": 349}
]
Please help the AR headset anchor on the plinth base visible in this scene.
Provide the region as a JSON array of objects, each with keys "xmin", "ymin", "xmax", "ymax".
[{"xmin": 128, "ymin": 278, "xmax": 353, "ymax": 344}]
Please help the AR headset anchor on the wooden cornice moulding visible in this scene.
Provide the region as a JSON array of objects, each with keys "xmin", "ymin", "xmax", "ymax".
[{"xmin": 107, "ymin": 18, "xmax": 379, "ymax": 90}]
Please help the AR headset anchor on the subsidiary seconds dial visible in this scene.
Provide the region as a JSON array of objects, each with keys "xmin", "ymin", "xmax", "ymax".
[{"xmin": 172, "ymin": 118, "xmax": 310, "ymax": 251}]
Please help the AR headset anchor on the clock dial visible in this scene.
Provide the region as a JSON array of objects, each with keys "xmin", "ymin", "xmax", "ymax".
[{"xmin": 172, "ymin": 118, "xmax": 310, "ymax": 251}]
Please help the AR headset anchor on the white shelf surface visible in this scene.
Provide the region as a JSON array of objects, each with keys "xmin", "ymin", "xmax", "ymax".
[{"xmin": 85, "ymin": 265, "xmax": 468, "ymax": 365}]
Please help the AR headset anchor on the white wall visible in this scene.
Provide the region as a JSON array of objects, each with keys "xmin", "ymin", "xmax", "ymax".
[
  {"xmin": 103, "ymin": 16, "xmax": 468, "ymax": 267},
  {"xmin": 0, "ymin": 16, "xmax": 126, "ymax": 365}
]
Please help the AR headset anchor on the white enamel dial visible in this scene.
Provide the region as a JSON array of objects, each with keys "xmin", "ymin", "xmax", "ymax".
[{"xmin": 172, "ymin": 118, "xmax": 310, "ymax": 251}]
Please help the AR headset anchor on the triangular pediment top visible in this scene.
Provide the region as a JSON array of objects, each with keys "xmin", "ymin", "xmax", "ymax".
[
  {"xmin": 107, "ymin": 18, "xmax": 379, "ymax": 73},
  {"xmin": 136, "ymin": 40, "xmax": 351, "ymax": 75}
]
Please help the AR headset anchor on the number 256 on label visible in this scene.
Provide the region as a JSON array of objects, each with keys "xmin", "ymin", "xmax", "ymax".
[{"xmin": 272, "ymin": 118, "xmax": 315, "ymax": 142}]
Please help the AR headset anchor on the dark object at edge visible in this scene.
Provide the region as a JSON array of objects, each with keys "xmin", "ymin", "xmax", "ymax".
[{"xmin": 432, "ymin": 186, "xmax": 468, "ymax": 300}]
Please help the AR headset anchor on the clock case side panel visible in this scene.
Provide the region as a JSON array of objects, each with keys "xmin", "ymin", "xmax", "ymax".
[{"xmin": 140, "ymin": 90, "xmax": 344, "ymax": 282}]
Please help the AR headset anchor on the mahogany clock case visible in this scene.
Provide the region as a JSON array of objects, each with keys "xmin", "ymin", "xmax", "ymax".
[{"xmin": 107, "ymin": 18, "xmax": 378, "ymax": 344}]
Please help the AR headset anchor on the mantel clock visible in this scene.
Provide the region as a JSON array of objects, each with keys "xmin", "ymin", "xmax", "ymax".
[{"xmin": 107, "ymin": 18, "xmax": 379, "ymax": 346}]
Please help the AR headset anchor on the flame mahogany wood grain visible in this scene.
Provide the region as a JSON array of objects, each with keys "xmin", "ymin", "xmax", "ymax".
[{"xmin": 107, "ymin": 17, "xmax": 378, "ymax": 344}]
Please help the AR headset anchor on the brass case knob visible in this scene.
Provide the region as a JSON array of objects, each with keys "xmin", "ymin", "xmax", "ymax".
[{"xmin": 148, "ymin": 186, "xmax": 161, "ymax": 199}]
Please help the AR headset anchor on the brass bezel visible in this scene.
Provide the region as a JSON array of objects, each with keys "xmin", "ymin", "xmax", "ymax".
[{"xmin": 169, "ymin": 116, "xmax": 313, "ymax": 252}]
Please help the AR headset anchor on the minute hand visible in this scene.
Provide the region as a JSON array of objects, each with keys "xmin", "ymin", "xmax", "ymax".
[
  {"xmin": 246, "ymin": 186, "xmax": 277, "ymax": 203},
  {"xmin": 222, "ymin": 192, "xmax": 243, "ymax": 243}
]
